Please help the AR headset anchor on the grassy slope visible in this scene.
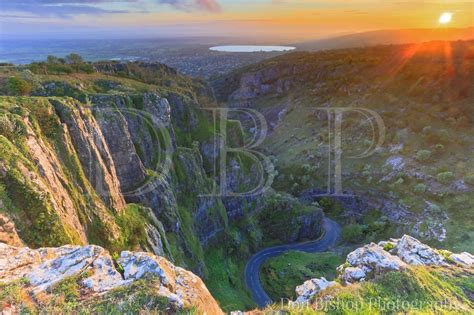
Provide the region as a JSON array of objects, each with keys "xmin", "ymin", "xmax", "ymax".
[
  {"xmin": 0, "ymin": 277, "xmax": 189, "ymax": 314},
  {"xmin": 261, "ymin": 251, "xmax": 344, "ymax": 301},
  {"xmin": 265, "ymin": 266, "xmax": 473, "ymax": 314},
  {"xmin": 204, "ymin": 247, "xmax": 256, "ymax": 311}
]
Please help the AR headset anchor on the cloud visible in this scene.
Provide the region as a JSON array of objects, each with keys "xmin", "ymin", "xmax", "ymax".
[
  {"xmin": 0, "ymin": 0, "xmax": 222, "ymax": 17},
  {"xmin": 0, "ymin": 1, "xmax": 132, "ymax": 17},
  {"xmin": 158, "ymin": 0, "xmax": 221, "ymax": 12}
]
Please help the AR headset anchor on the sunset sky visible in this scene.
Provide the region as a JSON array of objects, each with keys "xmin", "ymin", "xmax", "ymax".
[{"xmin": 1, "ymin": 1, "xmax": 473, "ymax": 40}]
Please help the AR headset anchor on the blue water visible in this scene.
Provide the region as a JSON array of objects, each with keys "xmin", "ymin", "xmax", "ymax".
[{"xmin": 209, "ymin": 45, "xmax": 295, "ymax": 52}]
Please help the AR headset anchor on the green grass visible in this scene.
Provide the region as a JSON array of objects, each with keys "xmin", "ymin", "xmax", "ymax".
[
  {"xmin": 0, "ymin": 277, "xmax": 179, "ymax": 314},
  {"xmin": 319, "ymin": 267, "xmax": 474, "ymax": 314},
  {"xmin": 203, "ymin": 247, "xmax": 256, "ymax": 312},
  {"xmin": 260, "ymin": 251, "xmax": 344, "ymax": 301},
  {"xmin": 264, "ymin": 266, "xmax": 474, "ymax": 314},
  {"xmin": 83, "ymin": 280, "xmax": 172, "ymax": 313}
]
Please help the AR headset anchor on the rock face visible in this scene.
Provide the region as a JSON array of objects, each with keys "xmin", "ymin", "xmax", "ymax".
[
  {"xmin": 0, "ymin": 242, "xmax": 222, "ymax": 315},
  {"xmin": 92, "ymin": 97, "xmax": 147, "ymax": 192},
  {"xmin": 294, "ymin": 235, "xmax": 473, "ymax": 303},
  {"xmin": 52, "ymin": 99, "xmax": 126, "ymax": 211},
  {"xmin": 23, "ymin": 119, "xmax": 89, "ymax": 243}
]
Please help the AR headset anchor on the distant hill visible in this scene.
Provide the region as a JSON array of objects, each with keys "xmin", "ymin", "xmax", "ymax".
[{"xmin": 296, "ymin": 27, "xmax": 474, "ymax": 51}]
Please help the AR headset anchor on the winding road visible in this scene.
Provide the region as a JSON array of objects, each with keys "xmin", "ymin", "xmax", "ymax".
[{"xmin": 244, "ymin": 218, "xmax": 341, "ymax": 307}]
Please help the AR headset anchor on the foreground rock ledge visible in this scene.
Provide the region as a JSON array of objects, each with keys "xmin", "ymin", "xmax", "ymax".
[{"xmin": 0, "ymin": 242, "xmax": 222, "ymax": 314}]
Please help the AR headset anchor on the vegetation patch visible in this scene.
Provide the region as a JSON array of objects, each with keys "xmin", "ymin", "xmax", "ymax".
[{"xmin": 260, "ymin": 251, "xmax": 343, "ymax": 301}]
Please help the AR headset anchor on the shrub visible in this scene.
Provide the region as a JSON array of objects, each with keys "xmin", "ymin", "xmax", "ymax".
[
  {"xmin": 415, "ymin": 150, "xmax": 431, "ymax": 162},
  {"xmin": 383, "ymin": 243, "xmax": 395, "ymax": 251},
  {"xmin": 434, "ymin": 144, "xmax": 445, "ymax": 153},
  {"xmin": 414, "ymin": 183, "xmax": 427, "ymax": 194},
  {"xmin": 436, "ymin": 171, "xmax": 454, "ymax": 184},
  {"xmin": 0, "ymin": 115, "xmax": 14, "ymax": 138},
  {"xmin": 7, "ymin": 76, "xmax": 32, "ymax": 95},
  {"xmin": 428, "ymin": 203, "xmax": 442, "ymax": 214}
]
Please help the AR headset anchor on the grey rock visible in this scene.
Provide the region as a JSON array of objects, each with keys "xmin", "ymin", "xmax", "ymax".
[
  {"xmin": 449, "ymin": 252, "xmax": 474, "ymax": 267},
  {"xmin": 295, "ymin": 277, "xmax": 337, "ymax": 303},
  {"xmin": 394, "ymin": 235, "xmax": 448, "ymax": 266}
]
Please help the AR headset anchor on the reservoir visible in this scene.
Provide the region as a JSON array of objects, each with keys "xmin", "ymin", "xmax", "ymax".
[{"xmin": 209, "ymin": 45, "xmax": 296, "ymax": 52}]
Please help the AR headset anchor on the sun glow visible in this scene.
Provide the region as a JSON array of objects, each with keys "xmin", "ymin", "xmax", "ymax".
[{"xmin": 439, "ymin": 12, "xmax": 453, "ymax": 24}]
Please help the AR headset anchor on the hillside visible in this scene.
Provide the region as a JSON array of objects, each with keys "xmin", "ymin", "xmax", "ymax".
[{"xmin": 214, "ymin": 39, "xmax": 474, "ymax": 252}]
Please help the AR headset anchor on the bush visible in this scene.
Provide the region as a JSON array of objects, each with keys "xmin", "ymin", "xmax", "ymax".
[
  {"xmin": 0, "ymin": 115, "xmax": 15, "ymax": 138},
  {"xmin": 383, "ymin": 243, "xmax": 395, "ymax": 251},
  {"xmin": 342, "ymin": 224, "xmax": 365, "ymax": 244},
  {"xmin": 415, "ymin": 150, "xmax": 431, "ymax": 162},
  {"xmin": 436, "ymin": 171, "xmax": 454, "ymax": 184},
  {"xmin": 414, "ymin": 183, "xmax": 427, "ymax": 194},
  {"xmin": 6, "ymin": 76, "xmax": 32, "ymax": 95},
  {"xmin": 428, "ymin": 203, "xmax": 442, "ymax": 214},
  {"xmin": 434, "ymin": 144, "xmax": 445, "ymax": 153}
]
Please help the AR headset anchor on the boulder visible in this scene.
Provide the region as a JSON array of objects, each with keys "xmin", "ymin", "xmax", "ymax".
[
  {"xmin": 394, "ymin": 235, "xmax": 448, "ymax": 266},
  {"xmin": 343, "ymin": 243, "xmax": 407, "ymax": 283},
  {"xmin": 341, "ymin": 267, "xmax": 366, "ymax": 283},
  {"xmin": 295, "ymin": 277, "xmax": 337, "ymax": 303},
  {"xmin": 449, "ymin": 252, "xmax": 474, "ymax": 268}
]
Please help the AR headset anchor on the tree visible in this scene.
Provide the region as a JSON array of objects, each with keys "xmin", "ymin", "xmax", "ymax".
[
  {"xmin": 47, "ymin": 55, "xmax": 60, "ymax": 64},
  {"xmin": 65, "ymin": 53, "xmax": 84, "ymax": 72}
]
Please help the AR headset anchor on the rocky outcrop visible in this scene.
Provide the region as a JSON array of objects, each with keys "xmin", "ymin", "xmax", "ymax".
[
  {"xmin": 295, "ymin": 235, "xmax": 473, "ymax": 303},
  {"xmin": 90, "ymin": 92, "xmax": 231, "ymax": 262},
  {"xmin": 338, "ymin": 243, "xmax": 407, "ymax": 283},
  {"xmin": 295, "ymin": 277, "xmax": 337, "ymax": 304},
  {"xmin": 0, "ymin": 97, "xmax": 124, "ymax": 247},
  {"xmin": 337, "ymin": 235, "xmax": 458, "ymax": 284},
  {"xmin": 389, "ymin": 235, "xmax": 448, "ymax": 266},
  {"xmin": 0, "ymin": 242, "xmax": 222, "ymax": 314}
]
